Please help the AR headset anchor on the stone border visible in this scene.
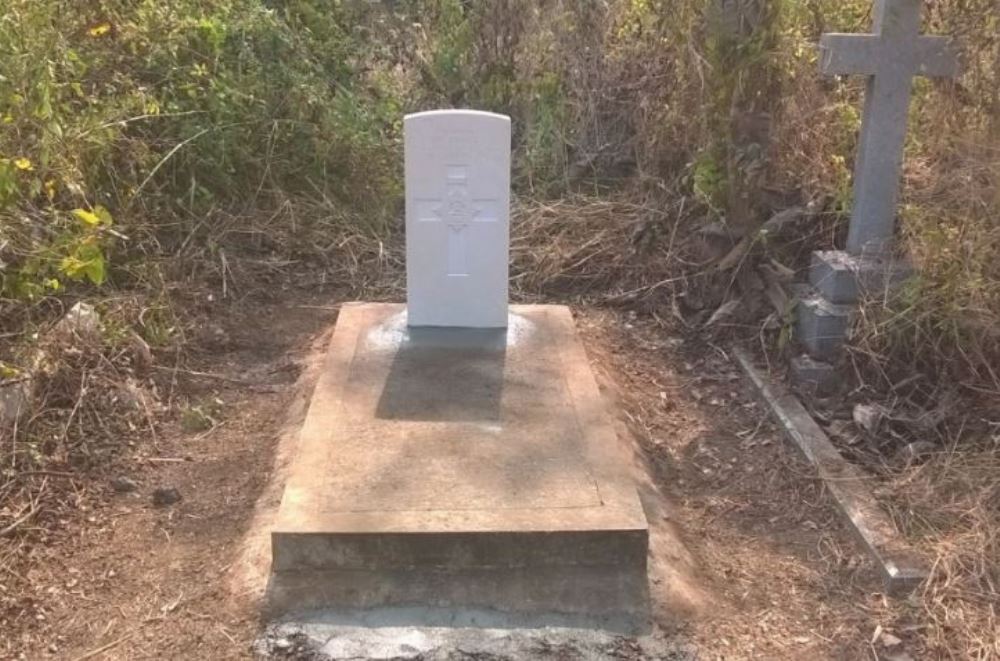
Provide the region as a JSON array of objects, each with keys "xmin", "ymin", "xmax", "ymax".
[{"xmin": 732, "ymin": 347, "xmax": 927, "ymax": 596}]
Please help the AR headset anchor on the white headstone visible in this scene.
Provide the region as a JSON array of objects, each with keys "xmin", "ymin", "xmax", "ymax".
[{"xmin": 404, "ymin": 110, "xmax": 511, "ymax": 328}]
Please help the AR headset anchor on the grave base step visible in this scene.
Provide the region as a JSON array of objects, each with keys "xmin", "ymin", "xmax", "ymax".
[{"xmin": 266, "ymin": 565, "xmax": 649, "ymax": 623}]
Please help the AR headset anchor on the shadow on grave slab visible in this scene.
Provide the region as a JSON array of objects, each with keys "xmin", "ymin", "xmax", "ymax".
[{"xmin": 374, "ymin": 326, "xmax": 507, "ymax": 423}]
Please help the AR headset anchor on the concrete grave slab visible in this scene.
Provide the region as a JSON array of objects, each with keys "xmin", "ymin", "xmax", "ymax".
[
  {"xmin": 405, "ymin": 110, "xmax": 511, "ymax": 328},
  {"xmin": 258, "ymin": 607, "xmax": 694, "ymax": 659},
  {"xmin": 270, "ymin": 303, "xmax": 649, "ymax": 619}
]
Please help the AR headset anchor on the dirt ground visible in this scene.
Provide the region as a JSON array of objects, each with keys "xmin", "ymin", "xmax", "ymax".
[{"xmin": 1, "ymin": 288, "xmax": 913, "ymax": 660}]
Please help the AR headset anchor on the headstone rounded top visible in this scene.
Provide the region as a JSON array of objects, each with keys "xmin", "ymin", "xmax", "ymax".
[{"xmin": 405, "ymin": 109, "xmax": 511, "ymax": 124}]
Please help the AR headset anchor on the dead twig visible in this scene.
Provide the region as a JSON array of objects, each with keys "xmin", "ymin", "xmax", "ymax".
[
  {"xmin": 152, "ymin": 365, "xmax": 252, "ymax": 385},
  {"xmin": 0, "ymin": 503, "xmax": 38, "ymax": 538},
  {"xmin": 70, "ymin": 632, "xmax": 136, "ymax": 661}
]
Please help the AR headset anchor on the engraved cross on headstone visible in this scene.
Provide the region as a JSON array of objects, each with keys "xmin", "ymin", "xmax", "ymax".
[
  {"xmin": 820, "ymin": 0, "xmax": 958, "ymax": 254},
  {"xmin": 420, "ymin": 166, "xmax": 498, "ymax": 277}
]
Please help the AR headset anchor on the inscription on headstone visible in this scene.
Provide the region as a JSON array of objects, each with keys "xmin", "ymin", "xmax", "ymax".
[
  {"xmin": 405, "ymin": 110, "xmax": 511, "ymax": 328},
  {"xmin": 820, "ymin": 0, "xmax": 958, "ymax": 255}
]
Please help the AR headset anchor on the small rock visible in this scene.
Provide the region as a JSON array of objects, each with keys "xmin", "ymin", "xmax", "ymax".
[
  {"xmin": 111, "ymin": 476, "xmax": 138, "ymax": 493},
  {"xmin": 273, "ymin": 638, "xmax": 292, "ymax": 651},
  {"xmin": 895, "ymin": 441, "xmax": 937, "ymax": 465},
  {"xmin": 853, "ymin": 403, "xmax": 887, "ymax": 434},
  {"xmin": 0, "ymin": 378, "xmax": 31, "ymax": 429},
  {"xmin": 879, "ymin": 632, "xmax": 903, "ymax": 647},
  {"xmin": 52, "ymin": 302, "xmax": 102, "ymax": 343},
  {"xmin": 152, "ymin": 487, "xmax": 182, "ymax": 507},
  {"xmin": 828, "ymin": 419, "xmax": 861, "ymax": 446}
]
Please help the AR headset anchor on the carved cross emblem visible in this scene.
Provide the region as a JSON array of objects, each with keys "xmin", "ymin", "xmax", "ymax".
[{"xmin": 415, "ymin": 165, "xmax": 498, "ymax": 277}]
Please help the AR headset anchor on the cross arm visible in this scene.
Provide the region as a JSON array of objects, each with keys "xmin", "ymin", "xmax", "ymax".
[
  {"xmin": 819, "ymin": 34, "xmax": 879, "ymax": 76},
  {"xmin": 913, "ymin": 35, "xmax": 960, "ymax": 78}
]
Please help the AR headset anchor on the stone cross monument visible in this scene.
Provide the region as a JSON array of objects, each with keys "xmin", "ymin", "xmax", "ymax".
[
  {"xmin": 404, "ymin": 110, "xmax": 511, "ymax": 328},
  {"xmin": 793, "ymin": 0, "xmax": 959, "ymax": 391},
  {"xmin": 819, "ymin": 0, "xmax": 959, "ymax": 255}
]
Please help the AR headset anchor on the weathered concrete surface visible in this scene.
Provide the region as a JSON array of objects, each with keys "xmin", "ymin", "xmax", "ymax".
[
  {"xmin": 270, "ymin": 303, "xmax": 649, "ymax": 618},
  {"xmin": 0, "ymin": 378, "xmax": 31, "ymax": 429},
  {"xmin": 810, "ymin": 250, "xmax": 863, "ymax": 305},
  {"xmin": 258, "ymin": 607, "xmax": 694, "ymax": 660}
]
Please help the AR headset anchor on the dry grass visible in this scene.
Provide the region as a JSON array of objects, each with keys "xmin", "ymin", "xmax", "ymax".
[
  {"xmin": 512, "ymin": 195, "xmax": 687, "ymax": 300},
  {"xmin": 0, "ymin": 304, "xmax": 153, "ymax": 606},
  {"xmin": 882, "ymin": 448, "xmax": 1000, "ymax": 659}
]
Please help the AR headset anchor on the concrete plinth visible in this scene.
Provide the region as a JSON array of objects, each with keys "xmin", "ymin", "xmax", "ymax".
[
  {"xmin": 795, "ymin": 287, "xmax": 853, "ymax": 361},
  {"xmin": 270, "ymin": 303, "xmax": 649, "ymax": 620},
  {"xmin": 810, "ymin": 250, "xmax": 912, "ymax": 305},
  {"xmin": 810, "ymin": 251, "xmax": 862, "ymax": 305}
]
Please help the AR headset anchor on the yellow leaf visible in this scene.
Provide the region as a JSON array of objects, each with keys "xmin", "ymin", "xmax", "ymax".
[
  {"xmin": 72, "ymin": 208, "xmax": 101, "ymax": 226},
  {"xmin": 13, "ymin": 157, "xmax": 33, "ymax": 171},
  {"xmin": 95, "ymin": 205, "xmax": 113, "ymax": 226},
  {"xmin": 88, "ymin": 23, "xmax": 112, "ymax": 37},
  {"xmin": 44, "ymin": 179, "xmax": 57, "ymax": 201},
  {"xmin": 72, "ymin": 206, "xmax": 113, "ymax": 227}
]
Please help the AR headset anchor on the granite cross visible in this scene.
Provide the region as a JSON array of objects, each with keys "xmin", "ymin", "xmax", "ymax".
[{"xmin": 820, "ymin": 0, "xmax": 958, "ymax": 255}]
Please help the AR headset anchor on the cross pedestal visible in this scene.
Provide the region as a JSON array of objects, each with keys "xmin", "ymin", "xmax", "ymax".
[{"xmin": 794, "ymin": 0, "xmax": 958, "ymax": 381}]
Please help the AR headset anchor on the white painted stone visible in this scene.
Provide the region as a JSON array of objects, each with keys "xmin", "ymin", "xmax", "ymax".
[{"xmin": 404, "ymin": 110, "xmax": 511, "ymax": 328}]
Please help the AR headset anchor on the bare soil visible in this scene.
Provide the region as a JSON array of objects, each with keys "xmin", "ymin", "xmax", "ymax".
[{"xmin": 2, "ymin": 290, "xmax": 913, "ymax": 660}]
